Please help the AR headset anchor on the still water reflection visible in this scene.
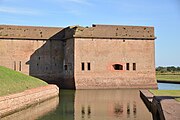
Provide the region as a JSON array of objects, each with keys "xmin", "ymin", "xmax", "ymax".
[
  {"xmin": 158, "ymin": 83, "xmax": 180, "ymax": 90},
  {"xmin": 37, "ymin": 90, "xmax": 152, "ymax": 120}
]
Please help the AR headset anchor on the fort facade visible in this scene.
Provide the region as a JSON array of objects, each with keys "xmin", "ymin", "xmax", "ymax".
[{"xmin": 0, "ymin": 24, "xmax": 157, "ymax": 89}]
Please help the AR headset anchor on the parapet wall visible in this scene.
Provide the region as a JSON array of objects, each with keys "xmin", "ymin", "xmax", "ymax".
[
  {"xmin": 66, "ymin": 24, "xmax": 155, "ymax": 39},
  {"xmin": 0, "ymin": 24, "xmax": 155, "ymax": 40},
  {"xmin": 0, "ymin": 25, "xmax": 63, "ymax": 39},
  {"xmin": 0, "ymin": 85, "xmax": 59, "ymax": 118}
]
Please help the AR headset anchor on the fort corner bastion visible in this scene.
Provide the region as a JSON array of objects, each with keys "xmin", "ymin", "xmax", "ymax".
[{"xmin": 0, "ymin": 24, "xmax": 157, "ymax": 89}]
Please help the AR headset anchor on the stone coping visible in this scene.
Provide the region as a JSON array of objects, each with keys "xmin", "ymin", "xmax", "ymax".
[
  {"xmin": 0, "ymin": 24, "xmax": 155, "ymax": 40},
  {"xmin": 0, "ymin": 25, "xmax": 62, "ymax": 39},
  {"xmin": 140, "ymin": 90, "xmax": 180, "ymax": 120}
]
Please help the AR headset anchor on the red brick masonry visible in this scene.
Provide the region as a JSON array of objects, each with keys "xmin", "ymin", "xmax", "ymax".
[{"xmin": 0, "ymin": 85, "xmax": 59, "ymax": 118}]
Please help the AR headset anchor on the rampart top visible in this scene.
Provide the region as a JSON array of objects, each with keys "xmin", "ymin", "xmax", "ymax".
[{"xmin": 0, "ymin": 24, "xmax": 155, "ymax": 40}]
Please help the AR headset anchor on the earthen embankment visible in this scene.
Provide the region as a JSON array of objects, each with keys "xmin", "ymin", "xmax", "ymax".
[{"xmin": 0, "ymin": 85, "xmax": 59, "ymax": 118}]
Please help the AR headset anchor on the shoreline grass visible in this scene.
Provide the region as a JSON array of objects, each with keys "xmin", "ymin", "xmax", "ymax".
[
  {"xmin": 0, "ymin": 66, "xmax": 48, "ymax": 96},
  {"xmin": 156, "ymin": 74, "xmax": 180, "ymax": 82},
  {"xmin": 150, "ymin": 90, "xmax": 180, "ymax": 102}
]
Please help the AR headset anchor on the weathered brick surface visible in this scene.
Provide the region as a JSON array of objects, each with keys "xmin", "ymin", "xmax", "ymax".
[
  {"xmin": 1, "ymin": 97, "xmax": 59, "ymax": 120},
  {"xmin": 0, "ymin": 39, "xmax": 64, "ymax": 82},
  {"xmin": 0, "ymin": 85, "xmax": 59, "ymax": 118},
  {"xmin": 74, "ymin": 38, "xmax": 157, "ymax": 89},
  {"xmin": 0, "ymin": 24, "xmax": 157, "ymax": 89},
  {"xmin": 0, "ymin": 25, "xmax": 62, "ymax": 39},
  {"xmin": 60, "ymin": 24, "xmax": 155, "ymax": 40}
]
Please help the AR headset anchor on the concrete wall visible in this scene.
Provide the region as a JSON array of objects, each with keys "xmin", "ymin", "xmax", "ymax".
[
  {"xmin": 74, "ymin": 38, "xmax": 156, "ymax": 89},
  {"xmin": 0, "ymin": 85, "xmax": 59, "ymax": 118}
]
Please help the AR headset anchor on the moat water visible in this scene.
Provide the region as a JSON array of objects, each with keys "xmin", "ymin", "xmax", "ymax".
[
  {"xmin": 158, "ymin": 83, "xmax": 180, "ymax": 90},
  {"xmin": 2, "ymin": 83, "xmax": 180, "ymax": 120}
]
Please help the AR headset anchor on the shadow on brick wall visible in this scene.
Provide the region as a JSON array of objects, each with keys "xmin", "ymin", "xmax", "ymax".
[{"xmin": 26, "ymin": 29, "xmax": 76, "ymax": 89}]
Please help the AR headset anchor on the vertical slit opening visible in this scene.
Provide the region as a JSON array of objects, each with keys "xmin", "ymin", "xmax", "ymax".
[
  {"xmin": 14, "ymin": 61, "xmax": 16, "ymax": 71},
  {"xmin": 82, "ymin": 62, "xmax": 85, "ymax": 71},
  {"xmin": 19, "ymin": 61, "xmax": 21, "ymax": 71},
  {"xmin": 126, "ymin": 63, "xmax": 129, "ymax": 70},
  {"xmin": 64, "ymin": 65, "xmax": 67, "ymax": 70},
  {"xmin": 133, "ymin": 63, "xmax": 136, "ymax": 70},
  {"xmin": 87, "ymin": 62, "xmax": 90, "ymax": 70}
]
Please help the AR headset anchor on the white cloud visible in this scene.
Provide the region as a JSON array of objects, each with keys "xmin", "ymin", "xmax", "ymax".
[{"xmin": 0, "ymin": 6, "xmax": 40, "ymax": 15}]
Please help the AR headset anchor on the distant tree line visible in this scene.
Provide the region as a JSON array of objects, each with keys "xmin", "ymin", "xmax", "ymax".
[{"xmin": 156, "ymin": 66, "xmax": 180, "ymax": 73}]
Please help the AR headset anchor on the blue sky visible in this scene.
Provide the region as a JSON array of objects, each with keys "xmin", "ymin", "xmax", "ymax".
[{"xmin": 0, "ymin": 0, "xmax": 179, "ymax": 67}]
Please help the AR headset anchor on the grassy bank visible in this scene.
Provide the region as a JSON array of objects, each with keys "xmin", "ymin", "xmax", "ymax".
[
  {"xmin": 150, "ymin": 90, "xmax": 180, "ymax": 102},
  {"xmin": 0, "ymin": 66, "xmax": 48, "ymax": 96},
  {"xmin": 156, "ymin": 72, "xmax": 180, "ymax": 82}
]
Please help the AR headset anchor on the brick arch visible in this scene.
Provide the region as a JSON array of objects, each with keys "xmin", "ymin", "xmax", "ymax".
[{"xmin": 112, "ymin": 64, "xmax": 123, "ymax": 70}]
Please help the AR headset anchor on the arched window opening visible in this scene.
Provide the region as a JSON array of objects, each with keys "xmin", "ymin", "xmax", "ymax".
[{"xmin": 113, "ymin": 64, "xmax": 123, "ymax": 70}]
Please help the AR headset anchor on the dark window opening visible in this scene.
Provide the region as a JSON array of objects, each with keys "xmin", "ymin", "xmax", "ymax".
[
  {"xmin": 87, "ymin": 63, "xmax": 90, "ymax": 70},
  {"xmin": 38, "ymin": 57, "xmax": 40, "ymax": 60},
  {"xmin": 133, "ymin": 63, "xmax": 136, "ymax": 70},
  {"xmin": 113, "ymin": 64, "xmax": 123, "ymax": 70},
  {"xmin": 126, "ymin": 63, "xmax": 129, "ymax": 70},
  {"xmin": 64, "ymin": 65, "xmax": 67, "ymax": 70},
  {"xmin": 37, "ymin": 63, "xmax": 39, "ymax": 66},
  {"xmin": 82, "ymin": 62, "xmax": 85, "ymax": 71},
  {"xmin": 19, "ymin": 61, "xmax": 21, "ymax": 71},
  {"xmin": 14, "ymin": 61, "xmax": 16, "ymax": 71},
  {"xmin": 123, "ymin": 40, "xmax": 125, "ymax": 42}
]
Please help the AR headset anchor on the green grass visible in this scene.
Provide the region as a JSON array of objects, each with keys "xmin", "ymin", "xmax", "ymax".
[
  {"xmin": 0, "ymin": 66, "xmax": 48, "ymax": 96},
  {"xmin": 150, "ymin": 90, "xmax": 180, "ymax": 96},
  {"xmin": 150, "ymin": 90, "xmax": 180, "ymax": 102},
  {"xmin": 175, "ymin": 98, "xmax": 180, "ymax": 102},
  {"xmin": 156, "ymin": 74, "xmax": 180, "ymax": 82}
]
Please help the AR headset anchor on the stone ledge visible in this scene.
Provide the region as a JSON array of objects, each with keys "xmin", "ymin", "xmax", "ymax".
[
  {"xmin": 140, "ymin": 90, "xmax": 180, "ymax": 120},
  {"xmin": 1, "ymin": 97, "xmax": 59, "ymax": 120},
  {"xmin": 140, "ymin": 90, "xmax": 154, "ymax": 111},
  {"xmin": 0, "ymin": 85, "xmax": 59, "ymax": 118}
]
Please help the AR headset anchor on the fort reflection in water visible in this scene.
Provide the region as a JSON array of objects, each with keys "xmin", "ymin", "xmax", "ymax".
[{"xmin": 37, "ymin": 89, "xmax": 152, "ymax": 120}]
